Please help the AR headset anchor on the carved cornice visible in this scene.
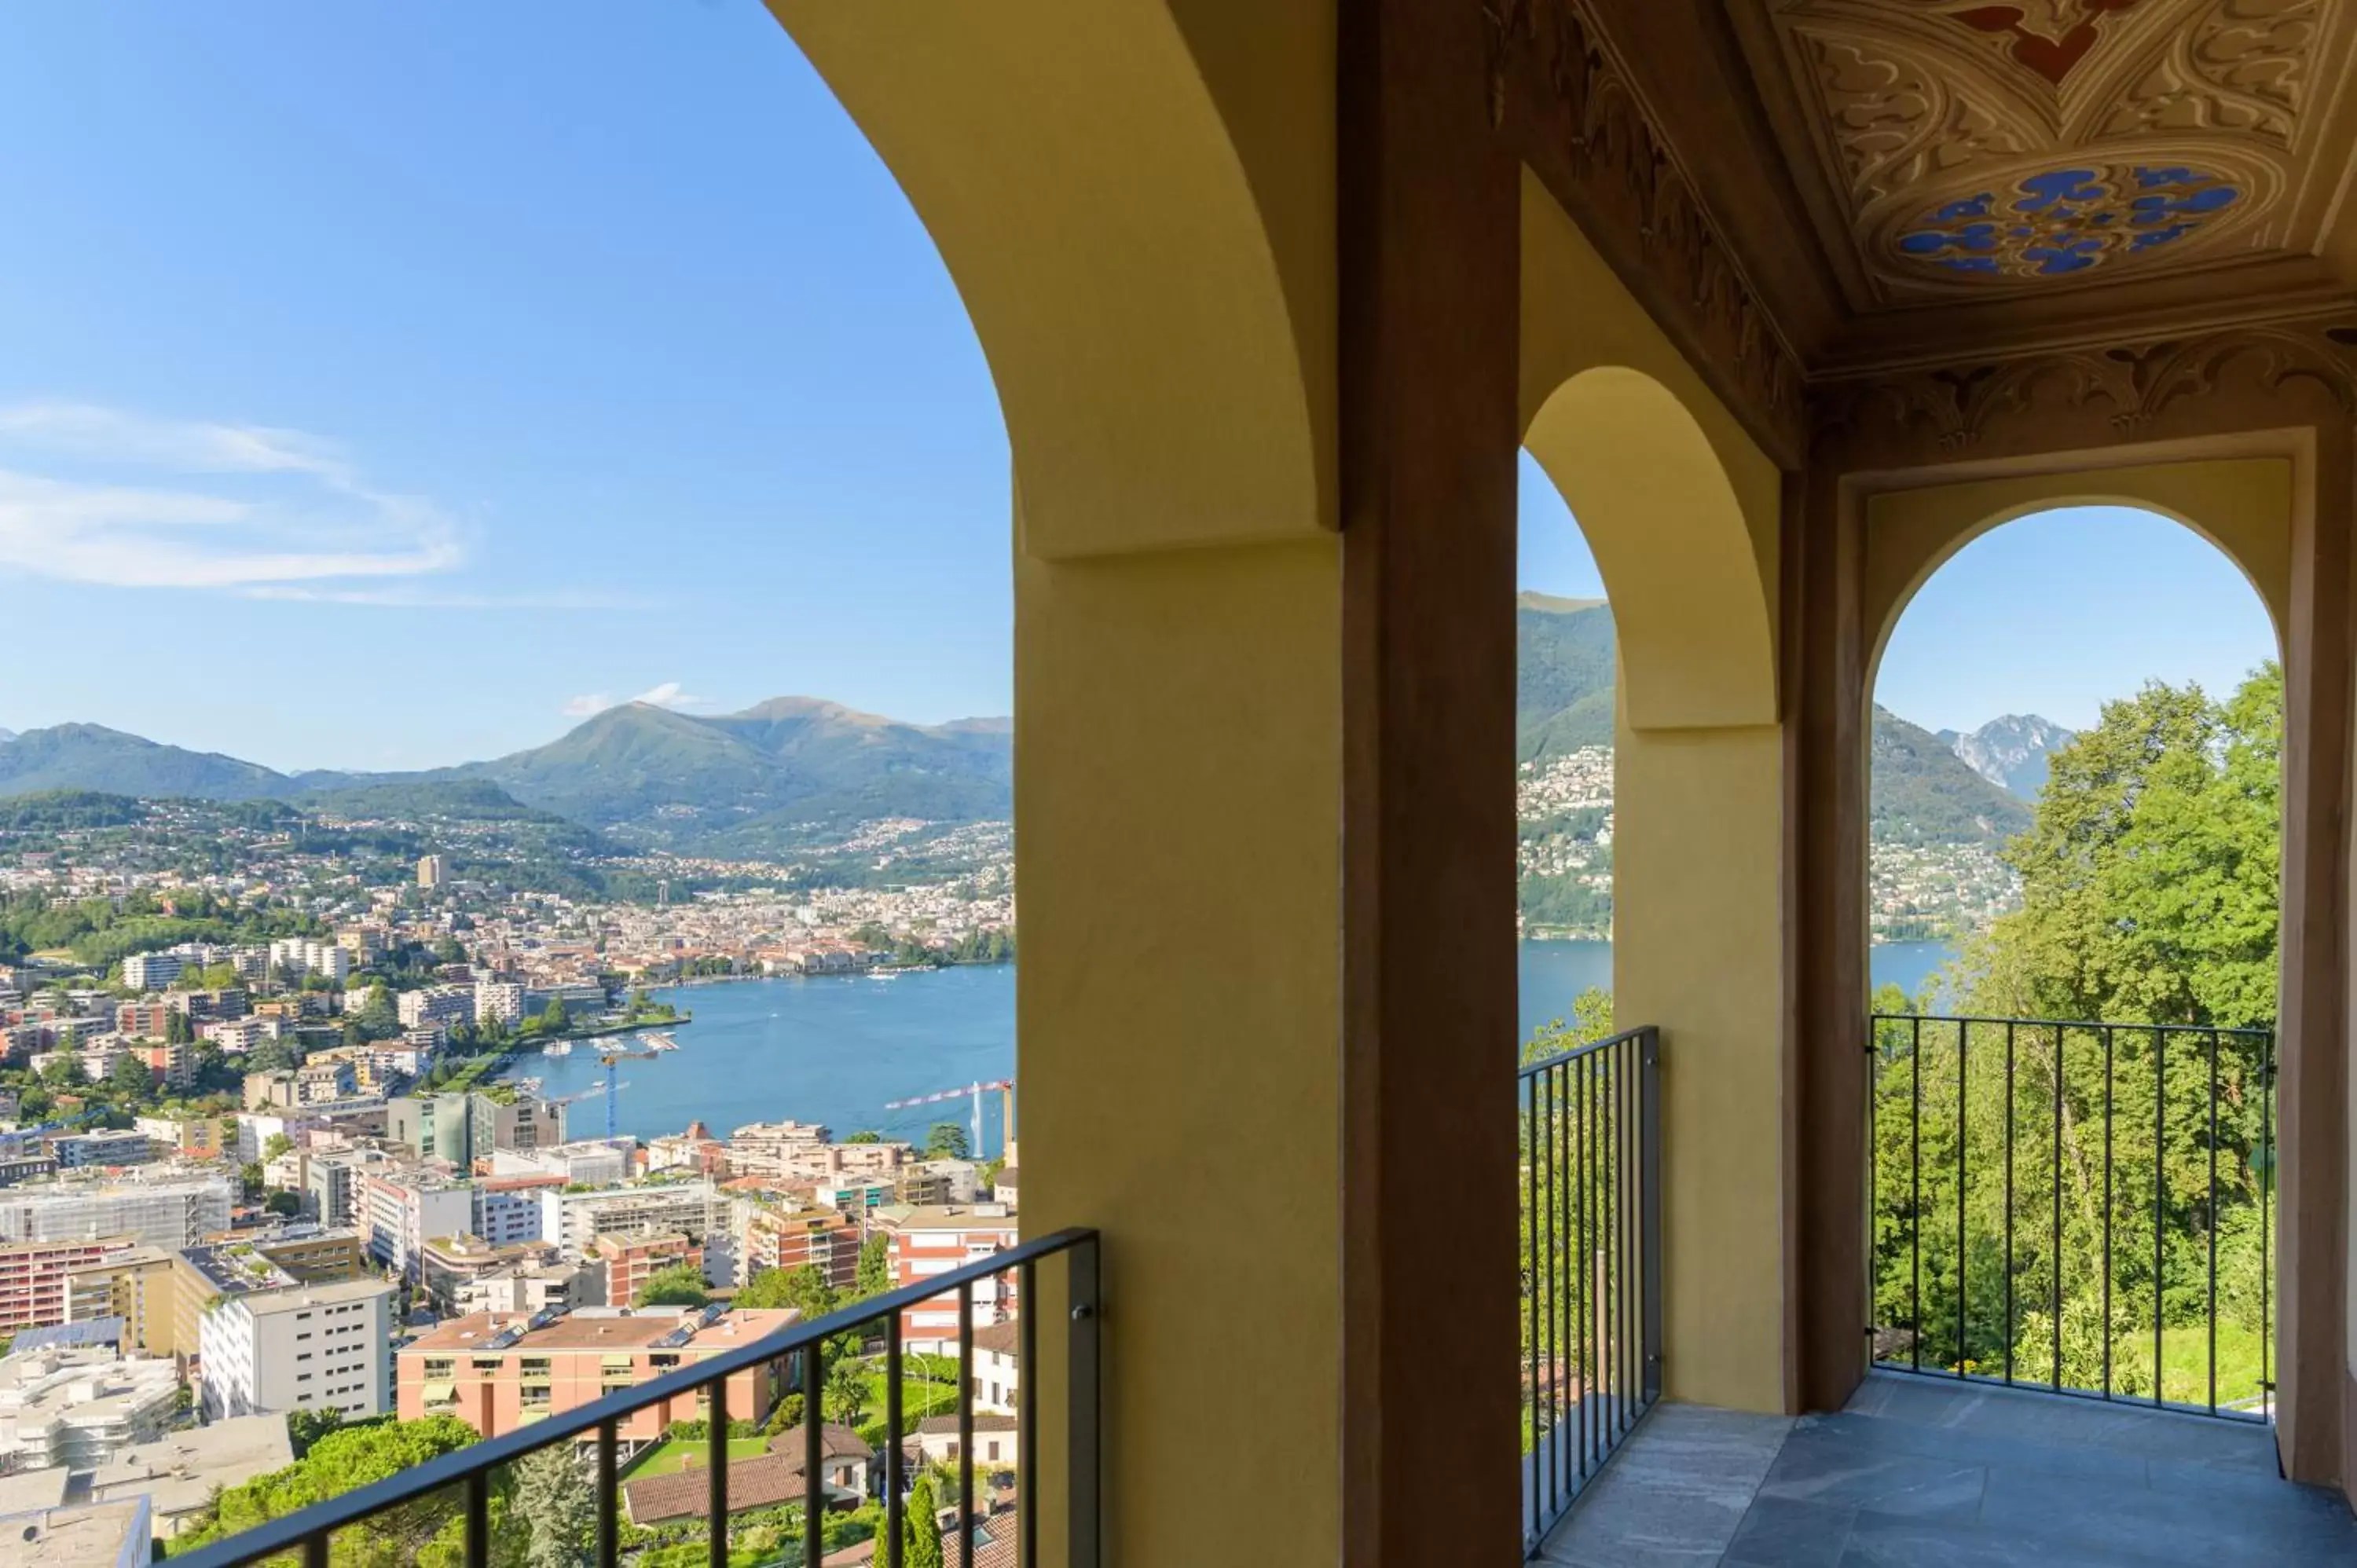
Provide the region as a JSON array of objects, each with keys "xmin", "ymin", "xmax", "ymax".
[
  {"xmin": 1812, "ymin": 310, "xmax": 2357, "ymax": 460},
  {"xmin": 1490, "ymin": 0, "xmax": 1809, "ymax": 463}
]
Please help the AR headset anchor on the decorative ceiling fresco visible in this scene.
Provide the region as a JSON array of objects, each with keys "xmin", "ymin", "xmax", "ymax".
[{"xmin": 1756, "ymin": 0, "xmax": 2350, "ymax": 299}]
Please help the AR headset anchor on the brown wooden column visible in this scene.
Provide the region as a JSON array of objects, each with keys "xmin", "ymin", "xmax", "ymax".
[
  {"xmin": 1783, "ymin": 455, "xmax": 1870, "ymax": 1413},
  {"xmin": 1338, "ymin": 0, "xmax": 1522, "ymax": 1559},
  {"xmin": 2280, "ymin": 423, "xmax": 2352, "ymax": 1489}
]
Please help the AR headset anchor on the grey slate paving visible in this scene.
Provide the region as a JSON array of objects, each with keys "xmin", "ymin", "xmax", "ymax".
[{"xmin": 1536, "ymin": 1372, "xmax": 2357, "ymax": 1566}]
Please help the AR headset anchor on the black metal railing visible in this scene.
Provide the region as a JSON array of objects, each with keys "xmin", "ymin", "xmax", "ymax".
[
  {"xmin": 1518, "ymin": 1025, "xmax": 1662, "ymax": 1555},
  {"xmin": 172, "ymin": 1228, "xmax": 1100, "ymax": 1568},
  {"xmin": 1871, "ymin": 1013, "xmax": 2275, "ymax": 1421}
]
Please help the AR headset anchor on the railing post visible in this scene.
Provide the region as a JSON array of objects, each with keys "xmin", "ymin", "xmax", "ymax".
[
  {"xmin": 1068, "ymin": 1234, "xmax": 1101, "ymax": 1568},
  {"xmin": 1640, "ymin": 1027, "xmax": 1663, "ymax": 1403}
]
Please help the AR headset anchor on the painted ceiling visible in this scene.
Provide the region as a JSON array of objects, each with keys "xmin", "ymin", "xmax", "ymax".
[{"xmin": 1755, "ymin": 0, "xmax": 2351, "ymax": 298}]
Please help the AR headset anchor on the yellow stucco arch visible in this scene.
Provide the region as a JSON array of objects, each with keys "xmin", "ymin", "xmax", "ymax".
[
  {"xmin": 764, "ymin": 0, "xmax": 1332, "ymax": 559},
  {"xmin": 1864, "ymin": 459, "xmax": 2293, "ymax": 687},
  {"xmin": 1519, "ymin": 170, "xmax": 1788, "ymax": 1414},
  {"xmin": 1518, "ymin": 169, "xmax": 1779, "ymax": 726}
]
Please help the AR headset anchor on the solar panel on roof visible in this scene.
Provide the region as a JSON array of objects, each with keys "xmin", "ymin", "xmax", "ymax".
[{"xmin": 12, "ymin": 1317, "xmax": 126, "ymax": 1352}]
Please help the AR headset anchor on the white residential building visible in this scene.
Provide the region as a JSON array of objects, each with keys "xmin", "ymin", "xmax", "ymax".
[
  {"xmin": 120, "ymin": 954, "xmax": 184, "ymax": 991},
  {"xmin": 473, "ymin": 980, "xmax": 526, "ymax": 1026},
  {"xmin": 0, "ymin": 1343, "xmax": 180, "ymax": 1471},
  {"xmin": 360, "ymin": 1172, "xmax": 475, "ymax": 1281},
  {"xmin": 397, "ymin": 985, "xmax": 475, "ymax": 1033},
  {"xmin": 196, "ymin": 1276, "xmax": 394, "ymax": 1421}
]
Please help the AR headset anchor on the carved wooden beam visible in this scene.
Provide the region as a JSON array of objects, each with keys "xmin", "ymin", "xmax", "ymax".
[{"xmin": 1490, "ymin": 0, "xmax": 1809, "ymax": 466}]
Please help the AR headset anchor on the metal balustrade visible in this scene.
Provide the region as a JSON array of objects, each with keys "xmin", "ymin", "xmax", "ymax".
[
  {"xmin": 1518, "ymin": 1025, "xmax": 1662, "ymax": 1555},
  {"xmin": 1871, "ymin": 1014, "xmax": 2275, "ymax": 1421},
  {"xmin": 170, "ymin": 1228, "xmax": 1100, "ymax": 1568}
]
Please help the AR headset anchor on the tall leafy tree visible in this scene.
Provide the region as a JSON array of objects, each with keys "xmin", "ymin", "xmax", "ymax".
[
  {"xmin": 634, "ymin": 1262, "xmax": 710, "ymax": 1308},
  {"xmin": 905, "ymin": 1475, "xmax": 944, "ymax": 1568},
  {"xmin": 511, "ymin": 1443, "xmax": 597, "ymax": 1568}
]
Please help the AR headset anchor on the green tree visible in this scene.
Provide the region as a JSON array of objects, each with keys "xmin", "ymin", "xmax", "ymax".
[
  {"xmin": 247, "ymin": 1036, "xmax": 298, "ymax": 1074},
  {"xmin": 855, "ymin": 1233, "xmax": 893, "ymax": 1302},
  {"xmin": 922, "ymin": 1123, "xmax": 970, "ymax": 1162},
  {"xmin": 266, "ymin": 1190, "xmax": 302, "ymax": 1217},
  {"xmin": 263, "ymin": 1131, "xmax": 295, "ymax": 1163},
  {"xmin": 634, "ymin": 1262, "xmax": 710, "ymax": 1308},
  {"xmin": 286, "ymin": 1406, "xmax": 345, "ymax": 1457},
  {"xmin": 108, "ymin": 1052, "xmax": 154, "ymax": 1101},
  {"xmin": 165, "ymin": 1009, "xmax": 194, "ymax": 1045},
  {"xmin": 174, "ymin": 1414, "xmax": 483, "ymax": 1563},
  {"xmin": 843, "ymin": 1130, "xmax": 882, "ymax": 1145},
  {"xmin": 823, "ymin": 1357, "xmax": 868, "ymax": 1427},
  {"xmin": 511, "ymin": 1443, "xmax": 597, "ymax": 1568},
  {"xmin": 356, "ymin": 983, "xmax": 400, "ymax": 1042},
  {"xmin": 736, "ymin": 1262, "xmax": 837, "ymax": 1320},
  {"xmin": 904, "ymin": 1475, "xmax": 944, "ymax": 1568}
]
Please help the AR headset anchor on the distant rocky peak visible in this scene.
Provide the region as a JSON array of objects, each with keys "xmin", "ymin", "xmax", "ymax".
[{"xmin": 1950, "ymin": 714, "xmax": 2073, "ymax": 800}]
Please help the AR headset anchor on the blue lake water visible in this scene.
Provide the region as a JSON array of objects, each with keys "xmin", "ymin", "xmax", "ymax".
[{"xmin": 517, "ymin": 940, "xmax": 1957, "ymax": 1152}]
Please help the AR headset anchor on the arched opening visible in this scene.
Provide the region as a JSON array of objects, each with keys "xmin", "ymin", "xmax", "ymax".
[
  {"xmin": 1520, "ymin": 154, "xmax": 1788, "ymax": 1428},
  {"xmin": 1864, "ymin": 496, "xmax": 2284, "ymax": 1415}
]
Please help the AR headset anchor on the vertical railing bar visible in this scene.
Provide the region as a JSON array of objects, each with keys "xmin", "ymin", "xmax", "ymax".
[
  {"xmin": 1556, "ymin": 1060, "xmax": 1573, "ymax": 1500},
  {"xmin": 1525, "ymin": 1071, "xmax": 1539, "ymax": 1541},
  {"xmin": 1640, "ymin": 1028, "xmax": 1663, "ymax": 1406},
  {"xmin": 1912, "ymin": 1014, "xmax": 1922, "ymax": 1373},
  {"xmin": 2209, "ymin": 1028, "xmax": 2220, "ymax": 1416},
  {"xmin": 597, "ymin": 1417, "xmax": 619, "ymax": 1568},
  {"xmin": 709, "ymin": 1369, "xmax": 729, "ymax": 1568},
  {"xmin": 1956, "ymin": 1018, "xmax": 1968, "ymax": 1380},
  {"xmin": 1578, "ymin": 1052, "xmax": 1591, "ymax": 1479},
  {"xmin": 2154, "ymin": 1025, "xmax": 2165, "ymax": 1409},
  {"xmin": 1015, "ymin": 1262, "xmax": 1033, "ymax": 1568},
  {"xmin": 888, "ymin": 1311, "xmax": 907, "ymax": 1568},
  {"xmin": 1069, "ymin": 1234, "xmax": 1102, "ymax": 1568},
  {"xmin": 2262, "ymin": 1031, "xmax": 2273, "ymax": 1415},
  {"xmin": 959, "ymin": 1280, "xmax": 976, "ymax": 1568},
  {"xmin": 1543, "ymin": 1061, "xmax": 1557, "ymax": 1519},
  {"xmin": 2112, "ymin": 1023, "xmax": 2131, "ymax": 1395},
  {"xmin": 805, "ymin": 1339, "xmax": 827, "ymax": 1568},
  {"xmin": 1618, "ymin": 1039, "xmax": 1631, "ymax": 1438},
  {"xmin": 465, "ymin": 1467, "xmax": 489, "ymax": 1568},
  {"xmin": 2053, "ymin": 1024, "xmax": 2064, "ymax": 1391},
  {"xmin": 2005, "ymin": 1020, "xmax": 2016, "ymax": 1385},
  {"xmin": 303, "ymin": 1532, "xmax": 328, "ymax": 1568},
  {"xmin": 1869, "ymin": 1017, "xmax": 1879, "ymax": 1365}
]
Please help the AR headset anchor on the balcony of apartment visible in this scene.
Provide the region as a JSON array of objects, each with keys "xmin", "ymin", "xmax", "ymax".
[{"xmin": 137, "ymin": 2, "xmax": 2357, "ymax": 1565}]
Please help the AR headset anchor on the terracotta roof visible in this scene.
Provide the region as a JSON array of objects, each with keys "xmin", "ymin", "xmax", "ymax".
[
  {"xmin": 968, "ymin": 1320, "xmax": 1021, "ymax": 1357},
  {"xmin": 622, "ymin": 1453, "xmax": 810, "ymax": 1524},
  {"xmin": 764, "ymin": 1423, "xmax": 875, "ymax": 1467}
]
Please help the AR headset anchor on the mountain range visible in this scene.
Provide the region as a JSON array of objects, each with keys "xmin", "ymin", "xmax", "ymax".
[
  {"xmin": 0, "ymin": 605, "xmax": 2062, "ymax": 859},
  {"xmin": 0, "ymin": 698, "xmax": 1012, "ymax": 855},
  {"xmin": 1516, "ymin": 593, "xmax": 2036, "ymax": 848}
]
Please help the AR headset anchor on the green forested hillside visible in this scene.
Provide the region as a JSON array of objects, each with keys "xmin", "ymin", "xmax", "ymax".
[{"xmin": 1516, "ymin": 595, "xmax": 2027, "ymax": 847}]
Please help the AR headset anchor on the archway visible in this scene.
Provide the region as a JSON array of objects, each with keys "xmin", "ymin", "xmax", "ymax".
[
  {"xmin": 1861, "ymin": 478, "xmax": 2292, "ymax": 1425},
  {"xmin": 761, "ymin": 8, "xmax": 1343, "ymax": 1566},
  {"xmin": 1518, "ymin": 170, "xmax": 1786, "ymax": 1417}
]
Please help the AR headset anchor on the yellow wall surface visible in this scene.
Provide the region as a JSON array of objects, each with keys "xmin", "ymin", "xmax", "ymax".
[
  {"xmin": 764, "ymin": 0, "xmax": 1333, "ymax": 559},
  {"xmin": 1521, "ymin": 170, "xmax": 1790, "ymax": 1412},
  {"xmin": 1863, "ymin": 458, "xmax": 2294, "ymax": 678},
  {"xmin": 1014, "ymin": 535, "xmax": 1343, "ymax": 1568}
]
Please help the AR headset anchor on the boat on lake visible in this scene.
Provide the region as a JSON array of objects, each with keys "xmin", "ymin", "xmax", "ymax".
[
  {"xmin": 543, "ymin": 1041, "xmax": 574, "ymax": 1057},
  {"xmin": 640, "ymin": 1031, "xmax": 680, "ymax": 1052}
]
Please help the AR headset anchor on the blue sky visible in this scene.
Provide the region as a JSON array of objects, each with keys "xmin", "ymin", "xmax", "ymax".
[
  {"xmin": 0, "ymin": 6, "xmax": 2278, "ymax": 771},
  {"xmin": 1519, "ymin": 459, "xmax": 2278, "ymax": 735}
]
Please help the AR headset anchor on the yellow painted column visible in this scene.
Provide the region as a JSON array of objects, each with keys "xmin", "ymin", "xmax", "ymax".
[
  {"xmin": 1015, "ymin": 533, "xmax": 1343, "ymax": 1567},
  {"xmin": 1615, "ymin": 720, "xmax": 1788, "ymax": 1412}
]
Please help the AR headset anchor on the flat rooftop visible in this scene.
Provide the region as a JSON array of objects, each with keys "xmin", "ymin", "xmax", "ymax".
[{"xmin": 401, "ymin": 1305, "xmax": 798, "ymax": 1355}]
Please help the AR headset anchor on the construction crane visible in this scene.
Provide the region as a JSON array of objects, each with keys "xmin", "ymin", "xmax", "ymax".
[
  {"xmin": 594, "ymin": 1048, "xmax": 658, "ymax": 1140},
  {"xmin": 544, "ymin": 1078, "xmax": 629, "ymax": 1140},
  {"xmin": 883, "ymin": 1079, "xmax": 1014, "ymax": 1160}
]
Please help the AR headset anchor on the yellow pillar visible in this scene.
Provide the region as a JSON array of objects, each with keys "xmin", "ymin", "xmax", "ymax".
[
  {"xmin": 1615, "ymin": 721, "xmax": 1788, "ymax": 1412},
  {"xmin": 1015, "ymin": 534, "xmax": 1343, "ymax": 1566}
]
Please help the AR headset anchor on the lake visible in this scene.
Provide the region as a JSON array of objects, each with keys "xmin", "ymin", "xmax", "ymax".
[{"xmin": 516, "ymin": 940, "xmax": 1959, "ymax": 1155}]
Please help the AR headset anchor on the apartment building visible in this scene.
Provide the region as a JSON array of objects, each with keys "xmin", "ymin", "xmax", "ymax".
[
  {"xmin": 61, "ymin": 1245, "xmax": 178, "ymax": 1357},
  {"xmin": 0, "ymin": 1236, "xmax": 139, "ymax": 1333},
  {"xmin": 266, "ymin": 939, "xmax": 349, "ymax": 984},
  {"xmin": 592, "ymin": 1232, "xmax": 702, "ymax": 1309},
  {"xmin": 539, "ymin": 1181, "xmax": 724, "ymax": 1257},
  {"xmin": 723, "ymin": 1121, "xmax": 833, "ymax": 1181},
  {"xmin": 492, "ymin": 1141, "xmax": 625, "ymax": 1187},
  {"xmin": 473, "ymin": 980, "xmax": 525, "ymax": 1026},
  {"xmin": 133, "ymin": 1115, "xmax": 224, "ymax": 1160},
  {"xmin": 416, "ymin": 855, "xmax": 446, "ymax": 888},
  {"xmin": 196, "ymin": 1273, "xmax": 394, "ymax": 1422},
  {"xmin": 872, "ymin": 1204, "xmax": 1019, "ymax": 1350},
  {"xmin": 50, "ymin": 1132, "xmax": 156, "ymax": 1171},
  {"xmin": 119, "ymin": 954, "xmax": 183, "ymax": 991},
  {"xmin": 114, "ymin": 1003, "xmax": 174, "ymax": 1040},
  {"xmin": 420, "ymin": 1235, "xmax": 563, "ymax": 1316},
  {"xmin": 453, "ymin": 1258, "xmax": 591, "ymax": 1317},
  {"xmin": 0, "ymin": 1341, "xmax": 179, "ymax": 1471},
  {"xmin": 737, "ymin": 1203, "xmax": 860, "ymax": 1295},
  {"xmin": 396, "ymin": 1306, "xmax": 797, "ymax": 1444},
  {"xmin": 0, "ymin": 1177, "xmax": 233, "ymax": 1252},
  {"xmin": 396, "ymin": 985, "xmax": 473, "ymax": 1033},
  {"xmin": 360, "ymin": 1171, "xmax": 474, "ymax": 1280}
]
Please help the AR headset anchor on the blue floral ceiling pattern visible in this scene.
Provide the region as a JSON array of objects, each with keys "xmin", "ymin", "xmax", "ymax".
[{"xmin": 1895, "ymin": 164, "xmax": 2242, "ymax": 278}]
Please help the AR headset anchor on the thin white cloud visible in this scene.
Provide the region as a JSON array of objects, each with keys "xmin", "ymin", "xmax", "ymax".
[
  {"xmin": 0, "ymin": 399, "xmax": 602, "ymax": 609},
  {"xmin": 560, "ymin": 681, "xmax": 713, "ymax": 719}
]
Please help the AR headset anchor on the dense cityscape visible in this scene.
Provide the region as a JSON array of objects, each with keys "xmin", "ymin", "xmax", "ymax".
[{"xmin": 0, "ymin": 797, "xmax": 1019, "ymax": 1564}]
